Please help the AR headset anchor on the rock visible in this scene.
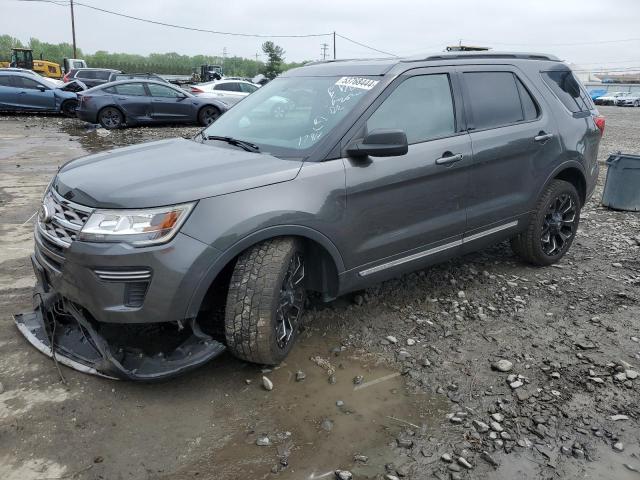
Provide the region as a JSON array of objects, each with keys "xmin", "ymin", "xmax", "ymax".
[
  {"xmin": 491, "ymin": 413, "xmax": 504, "ymax": 422},
  {"xmin": 500, "ymin": 432, "xmax": 511, "ymax": 440},
  {"xmin": 457, "ymin": 291, "xmax": 466, "ymax": 299},
  {"xmin": 551, "ymin": 372, "xmax": 560, "ymax": 379},
  {"xmin": 295, "ymin": 370, "xmax": 306, "ymax": 382},
  {"xmin": 614, "ymin": 372, "xmax": 627, "ymax": 382},
  {"xmin": 510, "ymin": 380, "xmax": 524, "ymax": 389},
  {"xmin": 612, "ymin": 262, "xmax": 623, "ymax": 268},
  {"xmin": 256, "ymin": 436, "xmax": 271, "ymax": 446},
  {"xmin": 481, "ymin": 451, "xmax": 499, "ymax": 467},
  {"xmin": 611, "ymin": 414, "xmax": 629, "ymax": 421},
  {"xmin": 613, "ymin": 442, "xmax": 624, "ymax": 452},
  {"xmin": 421, "ymin": 358, "xmax": 432, "ymax": 367},
  {"xmin": 328, "ymin": 374, "xmax": 337, "ymax": 385},
  {"xmin": 384, "ymin": 475, "xmax": 400, "ymax": 480},
  {"xmin": 406, "ymin": 338, "xmax": 416, "ymax": 346},
  {"xmin": 396, "ymin": 438, "xmax": 413, "ymax": 448},
  {"xmin": 0, "ymin": 382, "xmax": 3, "ymax": 394},
  {"xmin": 472, "ymin": 420, "xmax": 490, "ymax": 433},
  {"xmin": 321, "ymin": 418, "xmax": 334, "ymax": 432},
  {"xmin": 448, "ymin": 463, "xmax": 461, "ymax": 472},
  {"xmin": 353, "ymin": 375, "xmax": 364, "ymax": 385},
  {"xmin": 457, "ymin": 457, "xmax": 473, "ymax": 469},
  {"xmin": 492, "ymin": 360, "xmax": 513, "ymax": 372},
  {"xmin": 441, "ymin": 453, "xmax": 453, "ymax": 463},
  {"xmin": 490, "ymin": 421, "xmax": 503, "ymax": 432},
  {"xmin": 575, "ymin": 341, "xmax": 596, "ymax": 350},
  {"xmin": 353, "ymin": 454, "xmax": 369, "ymax": 463},
  {"xmin": 589, "ymin": 377, "xmax": 605, "ymax": 384},
  {"xmin": 336, "ymin": 400, "xmax": 345, "ymax": 407},
  {"xmin": 386, "ymin": 335, "xmax": 398, "ymax": 344},
  {"xmin": 335, "ymin": 470, "xmax": 353, "ymax": 480},
  {"xmin": 625, "ymin": 370, "xmax": 638, "ymax": 380},
  {"xmin": 262, "ymin": 376, "xmax": 274, "ymax": 391}
]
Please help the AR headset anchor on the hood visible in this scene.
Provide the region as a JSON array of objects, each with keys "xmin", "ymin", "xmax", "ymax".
[{"xmin": 54, "ymin": 138, "xmax": 303, "ymax": 208}]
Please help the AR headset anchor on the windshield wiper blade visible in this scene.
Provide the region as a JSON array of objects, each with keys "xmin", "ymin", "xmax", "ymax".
[{"xmin": 204, "ymin": 135, "xmax": 260, "ymax": 152}]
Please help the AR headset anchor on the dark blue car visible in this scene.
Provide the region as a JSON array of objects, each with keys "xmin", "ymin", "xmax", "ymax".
[{"xmin": 0, "ymin": 71, "xmax": 83, "ymax": 116}]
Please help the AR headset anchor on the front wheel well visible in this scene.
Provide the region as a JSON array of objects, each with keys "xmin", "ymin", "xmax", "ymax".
[
  {"xmin": 195, "ymin": 235, "xmax": 340, "ymax": 335},
  {"xmin": 554, "ymin": 167, "xmax": 586, "ymax": 205}
]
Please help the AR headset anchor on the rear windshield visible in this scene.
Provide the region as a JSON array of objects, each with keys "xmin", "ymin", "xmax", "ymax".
[{"xmin": 541, "ymin": 70, "xmax": 592, "ymax": 113}]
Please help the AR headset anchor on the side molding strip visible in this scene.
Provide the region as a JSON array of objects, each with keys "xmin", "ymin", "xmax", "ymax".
[{"xmin": 358, "ymin": 220, "xmax": 518, "ymax": 277}]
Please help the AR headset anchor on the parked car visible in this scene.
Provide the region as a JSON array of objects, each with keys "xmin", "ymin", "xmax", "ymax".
[
  {"xmin": 17, "ymin": 52, "xmax": 603, "ymax": 380},
  {"xmin": 0, "ymin": 67, "xmax": 64, "ymax": 86},
  {"xmin": 108, "ymin": 72, "xmax": 169, "ymax": 83},
  {"xmin": 76, "ymin": 79, "xmax": 229, "ymax": 128},
  {"xmin": 614, "ymin": 92, "xmax": 640, "ymax": 107},
  {"xmin": 588, "ymin": 88, "xmax": 607, "ymax": 102},
  {"xmin": 64, "ymin": 68, "xmax": 120, "ymax": 88},
  {"xmin": 594, "ymin": 91, "xmax": 629, "ymax": 105},
  {"xmin": 0, "ymin": 71, "xmax": 85, "ymax": 116},
  {"xmin": 190, "ymin": 79, "xmax": 259, "ymax": 105}
]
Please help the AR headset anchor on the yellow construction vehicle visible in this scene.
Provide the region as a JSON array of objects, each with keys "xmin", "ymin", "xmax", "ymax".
[{"xmin": 1, "ymin": 48, "xmax": 63, "ymax": 79}]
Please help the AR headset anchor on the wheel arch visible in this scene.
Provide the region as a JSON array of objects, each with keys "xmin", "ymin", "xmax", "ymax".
[
  {"xmin": 185, "ymin": 226, "xmax": 345, "ymax": 320},
  {"xmin": 538, "ymin": 161, "xmax": 587, "ymax": 207},
  {"xmin": 97, "ymin": 104, "xmax": 125, "ymax": 122}
]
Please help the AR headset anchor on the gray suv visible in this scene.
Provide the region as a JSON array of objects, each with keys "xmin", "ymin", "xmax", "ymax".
[{"xmin": 17, "ymin": 52, "xmax": 604, "ymax": 380}]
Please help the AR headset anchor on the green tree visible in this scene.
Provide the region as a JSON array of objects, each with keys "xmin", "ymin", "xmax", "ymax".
[
  {"xmin": 261, "ymin": 41, "xmax": 285, "ymax": 79},
  {"xmin": 0, "ymin": 35, "xmax": 24, "ymax": 62}
]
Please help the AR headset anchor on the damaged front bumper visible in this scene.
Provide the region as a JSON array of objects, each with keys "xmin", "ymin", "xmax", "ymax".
[{"xmin": 15, "ymin": 280, "xmax": 225, "ymax": 381}]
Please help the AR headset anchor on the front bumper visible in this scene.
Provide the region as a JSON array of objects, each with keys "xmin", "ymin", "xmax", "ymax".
[{"xmin": 16, "ymin": 230, "xmax": 227, "ymax": 380}]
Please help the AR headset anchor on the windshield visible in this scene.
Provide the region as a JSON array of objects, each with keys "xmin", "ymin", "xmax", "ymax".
[{"xmin": 202, "ymin": 75, "xmax": 380, "ymax": 156}]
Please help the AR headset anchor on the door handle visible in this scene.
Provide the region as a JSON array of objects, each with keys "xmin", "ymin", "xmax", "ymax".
[
  {"xmin": 534, "ymin": 133, "xmax": 554, "ymax": 143},
  {"xmin": 18, "ymin": 91, "xmax": 27, "ymax": 95},
  {"xmin": 435, "ymin": 153, "xmax": 464, "ymax": 165},
  {"xmin": 116, "ymin": 97, "xmax": 128, "ymax": 100}
]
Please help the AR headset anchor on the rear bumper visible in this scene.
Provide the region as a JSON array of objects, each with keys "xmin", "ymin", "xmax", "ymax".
[{"xmin": 75, "ymin": 107, "xmax": 98, "ymax": 123}]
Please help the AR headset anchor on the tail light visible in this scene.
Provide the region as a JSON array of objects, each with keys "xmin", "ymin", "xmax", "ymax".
[
  {"xmin": 191, "ymin": 87, "xmax": 204, "ymax": 93},
  {"xmin": 593, "ymin": 115, "xmax": 605, "ymax": 136}
]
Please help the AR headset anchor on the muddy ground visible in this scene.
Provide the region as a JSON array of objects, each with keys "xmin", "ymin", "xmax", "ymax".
[{"xmin": 0, "ymin": 107, "xmax": 639, "ymax": 480}]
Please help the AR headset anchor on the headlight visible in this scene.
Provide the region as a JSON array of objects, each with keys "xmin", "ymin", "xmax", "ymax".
[{"xmin": 79, "ymin": 202, "xmax": 195, "ymax": 246}]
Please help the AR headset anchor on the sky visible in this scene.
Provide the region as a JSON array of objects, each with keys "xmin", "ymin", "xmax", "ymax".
[{"xmin": 1, "ymin": 0, "xmax": 639, "ymax": 71}]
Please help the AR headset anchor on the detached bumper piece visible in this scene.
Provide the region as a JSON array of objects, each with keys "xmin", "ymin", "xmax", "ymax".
[{"xmin": 14, "ymin": 292, "xmax": 225, "ymax": 381}]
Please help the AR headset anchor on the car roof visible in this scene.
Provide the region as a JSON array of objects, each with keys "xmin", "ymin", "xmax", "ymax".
[
  {"xmin": 87, "ymin": 79, "xmax": 190, "ymax": 93},
  {"xmin": 285, "ymin": 51, "xmax": 562, "ymax": 77},
  {"xmin": 76, "ymin": 68, "xmax": 120, "ymax": 72}
]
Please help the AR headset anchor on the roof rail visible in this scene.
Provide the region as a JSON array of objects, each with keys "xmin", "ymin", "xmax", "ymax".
[{"xmin": 403, "ymin": 52, "xmax": 561, "ymax": 62}]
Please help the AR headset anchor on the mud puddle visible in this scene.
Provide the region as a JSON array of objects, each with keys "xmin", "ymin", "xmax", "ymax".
[{"xmin": 164, "ymin": 333, "xmax": 448, "ymax": 480}]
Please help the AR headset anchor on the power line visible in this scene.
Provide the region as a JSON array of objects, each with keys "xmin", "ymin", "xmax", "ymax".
[
  {"xmin": 335, "ymin": 33, "xmax": 398, "ymax": 57},
  {"xmin": 15, "ymin": 0, "xmax": 332, "ymax": 38}
]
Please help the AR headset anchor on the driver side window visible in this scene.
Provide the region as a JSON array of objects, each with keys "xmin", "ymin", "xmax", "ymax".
[{"xmin": 366, "ymin": 74, "xmax": 455, "ymax": 144}]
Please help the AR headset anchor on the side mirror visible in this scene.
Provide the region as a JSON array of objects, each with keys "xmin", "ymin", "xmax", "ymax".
[
  {"xmin": 346, "ymin": 129, "xmax": 408, "ymax": 158},
  {"xmin": 37, "ymin": 85, "xmax": 47, "ymax": 92}
]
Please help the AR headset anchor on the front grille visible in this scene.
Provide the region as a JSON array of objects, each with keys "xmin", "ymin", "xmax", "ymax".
[{"xmin": 37, "ymin": 189, "xmax": 93, "ymax": 249}]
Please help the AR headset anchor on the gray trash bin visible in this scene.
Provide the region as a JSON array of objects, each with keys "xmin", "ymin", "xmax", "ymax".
[{"xmin": 601, "ymin": 152, "xmax": 640, "ymax": 212}]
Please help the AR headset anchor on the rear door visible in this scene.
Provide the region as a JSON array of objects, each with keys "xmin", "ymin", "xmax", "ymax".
[
  {"xmin": 0, "ymin": 75, "xmax": 17, "ymax": 109},
  {"xmin": 11, "ymin": 75, "xmax": 56, "ymax": 110},
  {"xmin": 460, "ymin": 67, "xmax": 562, "ymax": 242},
  {"xmin": 342, "ymin": 68, "xmax": 472, "ymax": 275},
  {"xmin": 147, "ymin": 83, "xmax": 192, "ymax": 122},
  {"xmin": 212, "ymin": 82, "xmax": 246, "ymax": 105},
  {"xmin": 112, "ymin": 82, "xmax": 152, "ymax": 120}
]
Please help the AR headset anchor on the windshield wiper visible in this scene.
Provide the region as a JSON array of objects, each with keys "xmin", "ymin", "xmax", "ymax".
[{"xmin": 202, "ymin": 134, "xmax": 260, "ymax": 153}]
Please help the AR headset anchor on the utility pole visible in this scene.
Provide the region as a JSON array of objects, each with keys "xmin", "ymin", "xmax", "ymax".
[
  {"xmin": 70, "ymin": 0, "xmax": 77, "ymax": 58},
  {"xmin": 333, "ymin": 31, "xmax": 336, "ymax": 59},
  {"xmin": 321, "ymin": 43, "xmax": 329, "ymax": 60}
]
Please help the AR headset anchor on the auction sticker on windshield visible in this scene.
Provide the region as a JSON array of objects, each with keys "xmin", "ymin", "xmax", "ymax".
[{"xmin": 335, "ymin": 77, "xmax": 379, "ymax": 90}]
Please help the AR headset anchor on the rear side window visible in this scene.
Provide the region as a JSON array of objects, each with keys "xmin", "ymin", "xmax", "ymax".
[
  {"xmin": 516, "ymin": 78, "xmax": 539, "ymax": 121},
  {"xmin": 96, "ymin": 71, "xmax": 112, "ymax": 80},
  {"xmin": 366, "ymin": 74, "xmax": 455, "ymax": 144},
  {"xmin": 113, "ymin": 83, "xmax": 147, "ymax": 96},
  {"xmin": 240, "ymin": 83, "xmax": 258, "ymax": 93},
  {"xmin": 463, "ymin": 72, "xmax": 527, "ymax": 130},
  {"xmin": 214, "ymin": 82, "xmax": 241, "ymax": 92},
  {"xmin": 541, "ymin": 70, "xmax": 592, "ymax": 113},
  {"xmin": 78, "ymin": 70, "xmax": 97, "ymax": 79}
]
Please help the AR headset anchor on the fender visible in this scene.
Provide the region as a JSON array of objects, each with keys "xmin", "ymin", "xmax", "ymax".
[
  {"xmin": 534, "ymin": 160, "xmax": 587, "ymax": 207},
  {"xmin": 184, "ymin": 225, "xmax": 345, "ymax": 320}
]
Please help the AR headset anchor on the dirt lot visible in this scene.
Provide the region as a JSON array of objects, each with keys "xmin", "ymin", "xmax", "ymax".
[{"xmin": 1, "ymin": 106, "xmax": 639, "ymax": 480}]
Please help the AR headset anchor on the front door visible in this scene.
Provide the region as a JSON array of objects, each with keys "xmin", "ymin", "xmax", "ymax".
[
  {"xmin": 459, "ymin": 67, "xmax": 563, "ymax": 238},
  {"xmin": 341, "ymin": 69, "xmax": 472, "ymax": 277},
  {"xmin": 112, "ymin": 82, "xmax": 152, "ymax": 120},
  {"xmin": 147, "ymin": 83, "xmax": 192, "ymax": 122},
  {"xmin": 0, "ymin": 75, "xmax": 16, "ymax": 109},
  {"xmin": 12, "ymin": 76, "xmax": 55, "ymax": 110}
]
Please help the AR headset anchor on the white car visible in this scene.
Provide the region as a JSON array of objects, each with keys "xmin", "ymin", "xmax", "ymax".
[
  {"xmin": 595, "ymin": 91, "xmax": 629, "ymax": 106},
  {"xmin": 190, "ymin": 79, "xmax": 259, "ymax": 105},
  {"xmin": 615, "ymin": 92, "xmax": 640, "ymax": 107}
]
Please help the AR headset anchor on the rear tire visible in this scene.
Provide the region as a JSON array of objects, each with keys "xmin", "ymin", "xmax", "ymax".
[
  {"xmin": 198, "ymin": 105, "xmax": 221, "ymax": 126},
  {"xmin": 511, "ymin": 180, "xmax": 581, "ymax": 266},
  {"xmin": 224, "ymin": 238, "xmax": 306, "ymax": 365},
  {"xmin": 61, "ymin": 99, "xmax": 78, "ymax": 117},
  {"xmin": 98, "ymin": 107, "xmax": 124, "ymax": 129}
]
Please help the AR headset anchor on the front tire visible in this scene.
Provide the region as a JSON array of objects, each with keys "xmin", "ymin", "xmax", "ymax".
[
  {"xmin": 198, "ymin": 105, "xmax": 221, "ymax": 126},
  {"xmin": 61, "ymin": 99, "xmax": 78, "ymax": 117},
  {"xmin": 511, "ymin": 180, "xmax": 581, "ymax": 266},
  {"xmin": 224, "ymin": 238, "xmax": 306, "ymax": 365}
]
